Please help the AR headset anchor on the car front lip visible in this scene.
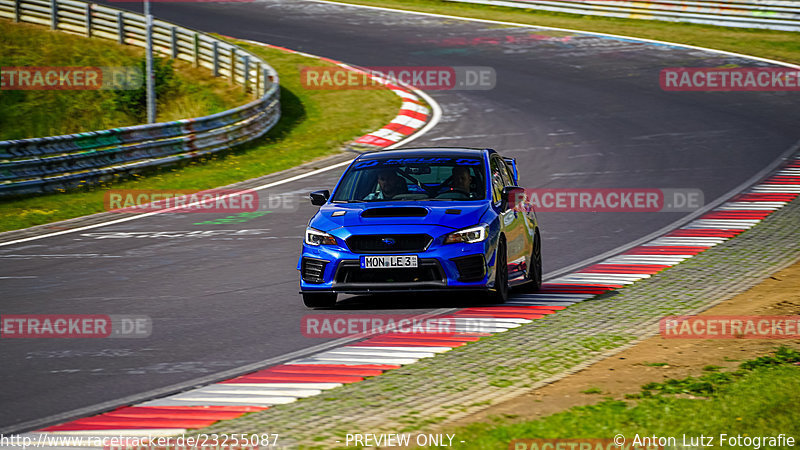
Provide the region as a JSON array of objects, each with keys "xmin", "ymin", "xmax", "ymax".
[{"xmin": 299, "ymin": 287, "xmax": 490, "ymax": 294}]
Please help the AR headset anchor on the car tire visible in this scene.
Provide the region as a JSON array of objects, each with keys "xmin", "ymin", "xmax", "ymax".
[
  {"xmin": 520, "ymin": 229, "xmax": 542, "ymax": 292},
  {"xmin": 302, "ymin": 292, "xmax": 337, "ymax": 308},
  {"xmin": 489, "ymin": 239, "xmax": 509, "ymax": 304}
]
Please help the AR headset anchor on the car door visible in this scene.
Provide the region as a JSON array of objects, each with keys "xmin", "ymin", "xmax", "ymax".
[{"xmin": 490, "ymin": 156, "xmax": 527, "ymax": 281}]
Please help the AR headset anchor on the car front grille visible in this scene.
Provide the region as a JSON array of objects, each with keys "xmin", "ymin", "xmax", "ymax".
[
  {"xmin": 345, "ymin": 234, "xmax": 432, "ymax": 254},
  {"xmin": 334, "ymin": 259, "xmax": 445, "ymax": 284},
  {"xmin": 451, "ymin": 254, "xmax": 486, "ymax": 282},
  {"xmin": 301, "ymin": 257, "xmax": 328, "ymax": 284}
]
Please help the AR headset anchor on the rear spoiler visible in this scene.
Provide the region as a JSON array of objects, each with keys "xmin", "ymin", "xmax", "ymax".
[{"xmin": 503, "ymin": 157, "xmax": 519, "ymax": 184}]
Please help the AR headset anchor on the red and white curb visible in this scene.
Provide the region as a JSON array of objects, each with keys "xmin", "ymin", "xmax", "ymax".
[
  {"xmin": 240, "ymin": 41, "xmax": 432, "ymax": 150},
  {"xmin": 350, "ymin": 73, "xmax": 432, "ymax": 149},
  {"xmin": 15, "ymin": 154, "xmax": 799, "ymax": 446}
]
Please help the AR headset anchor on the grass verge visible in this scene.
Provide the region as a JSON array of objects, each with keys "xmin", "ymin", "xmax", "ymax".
[
  {"xmin": 428, "ymin": 347, "xmax": 800, "ymax": 449},
  {"xmin": 329, "ymin": 0, "xmax": 800, "ymax": 65},
  {"xmin": 0, "ymin": 34, "xmax": 400, "ymax": 232},
  {"xmin": 0, "ymin": 19, "xmax": 248, "ymax": 139}
]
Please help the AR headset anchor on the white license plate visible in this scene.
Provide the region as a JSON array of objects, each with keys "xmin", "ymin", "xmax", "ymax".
[{"xmin": 360, "ymin": 255, "xmax": 418, "ymax": 269}]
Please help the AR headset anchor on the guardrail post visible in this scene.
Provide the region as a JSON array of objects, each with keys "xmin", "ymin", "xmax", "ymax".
[
  {"xmin": 193, "ymin": 33, "xmax": 200, "ymax": 67},
  {"xmin": 85, "ymin": 3, "xmax": 92, "ymax": 38},
  {"xmin": 117, "ymin": 11, "xmax": 124, "ymax": 44},
  {"xmin": 229, "ymin": 47, "xmax": 236, "ymax": 85},
  {"xmin": 243, "ymin": 55, "xmax": 250, "ymax": 93},
  {"xmin": 212, "ymin": 41, "xmax": 219, "ymax": 77},
  {"xmin": 171, "ymin": 26, "xmax": 178, "ymax": 59},
  {"xmin": 262, "ymin": 66, "xmax": 269, "ymax": 96},
  {"xmin": 255, "ymin": 63, "xmax": 261, "ymax": 97},
  {"xmin": 50, "ymin": 0, "xmax": 58, "ymax": 30},
  {"xmin": 13, "ymin": 0, "xmax": 20, "ymax": 22}
]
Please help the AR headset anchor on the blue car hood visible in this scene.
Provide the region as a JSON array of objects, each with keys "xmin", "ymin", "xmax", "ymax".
[{"xmin": 309, "ymin": 201, "xmax": 490, "ymax": 233}]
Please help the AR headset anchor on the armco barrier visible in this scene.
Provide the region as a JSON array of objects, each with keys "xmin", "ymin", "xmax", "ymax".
[
  {"xmin": 449, "ymin": 0, "xmax": 800, "ymax": 32},
  {"xmin": 0, "ymin": 0, "xmax": 280, "ymax": 197}
]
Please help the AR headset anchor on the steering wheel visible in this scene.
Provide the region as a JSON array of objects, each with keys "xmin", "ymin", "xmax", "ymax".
[{"xmin": 440, "ymin": 175, "xmax": 473, "ymax": 196}]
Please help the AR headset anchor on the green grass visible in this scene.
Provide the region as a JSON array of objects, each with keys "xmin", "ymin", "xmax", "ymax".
[
  {"xmin": 330, "ymin": 0, "xmax": 800, "ymax": 65},
  {"xmin": 0, "ymin": 34, "xmax": 400, "ymax": 232},
  {"xmin": 426, "ymin": 347, "xmax": 800, "ymax": 449},
  {"xmin": 0, "ymin": 20, "xmax": 248, "ymax": 139}
]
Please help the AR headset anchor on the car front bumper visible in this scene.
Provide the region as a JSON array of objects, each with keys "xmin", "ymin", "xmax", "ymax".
[{"xmin": 298, "ymin": 241, "xmax": 495, "ymax": 294}]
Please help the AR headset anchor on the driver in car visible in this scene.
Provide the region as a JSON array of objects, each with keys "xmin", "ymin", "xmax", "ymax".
[
  {"xmin": 451, "ymin": 166, "xmax": 472, "ymax": 193},
  {"xmin": 364, "ymin": 169, "xmax": 408, "ymax": 200},
  {"xmin": 437, "ymin": 166, "xmax": 473, "ymax": 197}
]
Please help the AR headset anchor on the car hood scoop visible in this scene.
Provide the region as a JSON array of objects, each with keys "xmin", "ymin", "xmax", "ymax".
[{"xmin": 361, "ymin": 207, "xmax": 429, "ymax": 218}]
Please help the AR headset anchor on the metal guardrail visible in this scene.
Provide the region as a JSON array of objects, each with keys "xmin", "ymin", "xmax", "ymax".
[
  {"xmin": 449, "ymin": 0, "xmax": 800, "ymax": 32},
  {"xmin": 0, "ymin": 0, "xmax": 281, "ymax": 197}
]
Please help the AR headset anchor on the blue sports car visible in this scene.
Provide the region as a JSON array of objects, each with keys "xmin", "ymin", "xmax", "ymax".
[{"xmin": 297, "ymin": 147, "xmax": 542, "ymax": 307}]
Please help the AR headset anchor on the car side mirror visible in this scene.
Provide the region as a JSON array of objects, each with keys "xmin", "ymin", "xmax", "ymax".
[
  {"xmin": 310, "ymin": 190, "xmax": 330, "ymax": 206},
  {"xmin": 501, "ymin": 186, "xmax": 524, "ymax": 211}
]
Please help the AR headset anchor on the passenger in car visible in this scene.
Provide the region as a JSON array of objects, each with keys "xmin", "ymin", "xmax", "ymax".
[{"xmin": 364, "ymin": 169, "xmax": 409, "ymax": 200}]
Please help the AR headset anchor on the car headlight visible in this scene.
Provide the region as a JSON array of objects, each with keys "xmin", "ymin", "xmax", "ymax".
[
  {"xmin": 443, "ymin": 224, "xmax": 489, "ymax": 245},
  {"xmin": 305, "ymin": 228, "xmax": 337, "ymax": 246}
]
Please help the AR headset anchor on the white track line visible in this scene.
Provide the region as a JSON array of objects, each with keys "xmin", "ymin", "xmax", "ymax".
[
  {"xmin": 189, "ymin": 385, "xmax": 323, "ymax": 397},
  {"xmin": 137, "ymin": 398, "xmax": 281, "ymax": 407},
  {"xmin": 505, "ymin": 300, "xmax": 580, "ymax": 306},
  {"xmin": 322, "ymin": 348, "xmax": 438, "ymax": 358},
  {"xmin": 717, "ymin": 202, "xmax": 785, "ymax": 210},
  {"xmin": 643, "ymin": 237, "xmax": 729, "ymax": 246},
  {"xmin": 289, "ymin": 356, "xmax": 420, "ymax": 365},
  {"xmin": 344, "ymin": 346, "xmax": 453, "ymax": 353},
  {"xmin": 603, "ymin": 255, "xmax": 694, "ymax": 264},
  {"xmin": 208, "ymin": 382, "xmax": 341, "ymax": 389}
]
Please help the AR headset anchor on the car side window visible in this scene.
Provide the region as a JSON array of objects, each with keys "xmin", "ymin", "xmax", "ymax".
[
  {"xmin": 496, "ymin": 158, "xmax": 513, "ymax": 188},
  {"xmin": 490, "ymin": 157, "xmax": 505, "ymax": 204},
  {"xmin": 502, "ymin": 161, "xmax": 517, "ymax": 187}
]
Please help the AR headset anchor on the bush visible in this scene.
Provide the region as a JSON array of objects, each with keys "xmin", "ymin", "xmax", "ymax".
[{"xmin": 109, "ymin": 57, "xmax": 180, "ymax": 122}]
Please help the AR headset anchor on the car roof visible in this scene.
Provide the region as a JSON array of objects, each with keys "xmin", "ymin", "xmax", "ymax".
[{"xmin": 356, "ymin": 147, "xmax": 495, "ymax": 160}]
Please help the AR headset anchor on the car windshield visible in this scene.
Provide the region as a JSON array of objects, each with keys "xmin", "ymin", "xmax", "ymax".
[{"xmin": 331, "ymin": 156, "xmax": 486, "ymax": 202}]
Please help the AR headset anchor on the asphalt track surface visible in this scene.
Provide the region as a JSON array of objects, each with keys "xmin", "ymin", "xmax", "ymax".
[{"xmin": 1, "ymin": 0, "xmax": 798, "ymax": 432}]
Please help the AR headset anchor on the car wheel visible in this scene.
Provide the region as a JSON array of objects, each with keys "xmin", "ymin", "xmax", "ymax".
[
  {"xmin": 302, "ymin": 292, "xmax": 337, "ymax": 308},
  {"xmin": 521, "ymin": 230, "xmax": 542, "ymax": 292},
  {"xmin": 490, "ymin": 239, "xmax": 509, "ymax": 304}
]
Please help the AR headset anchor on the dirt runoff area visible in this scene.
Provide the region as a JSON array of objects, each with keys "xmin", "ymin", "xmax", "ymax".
[{"xmin": 443, "ymin": 259, "xmax": 800, "ymax": 429}]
